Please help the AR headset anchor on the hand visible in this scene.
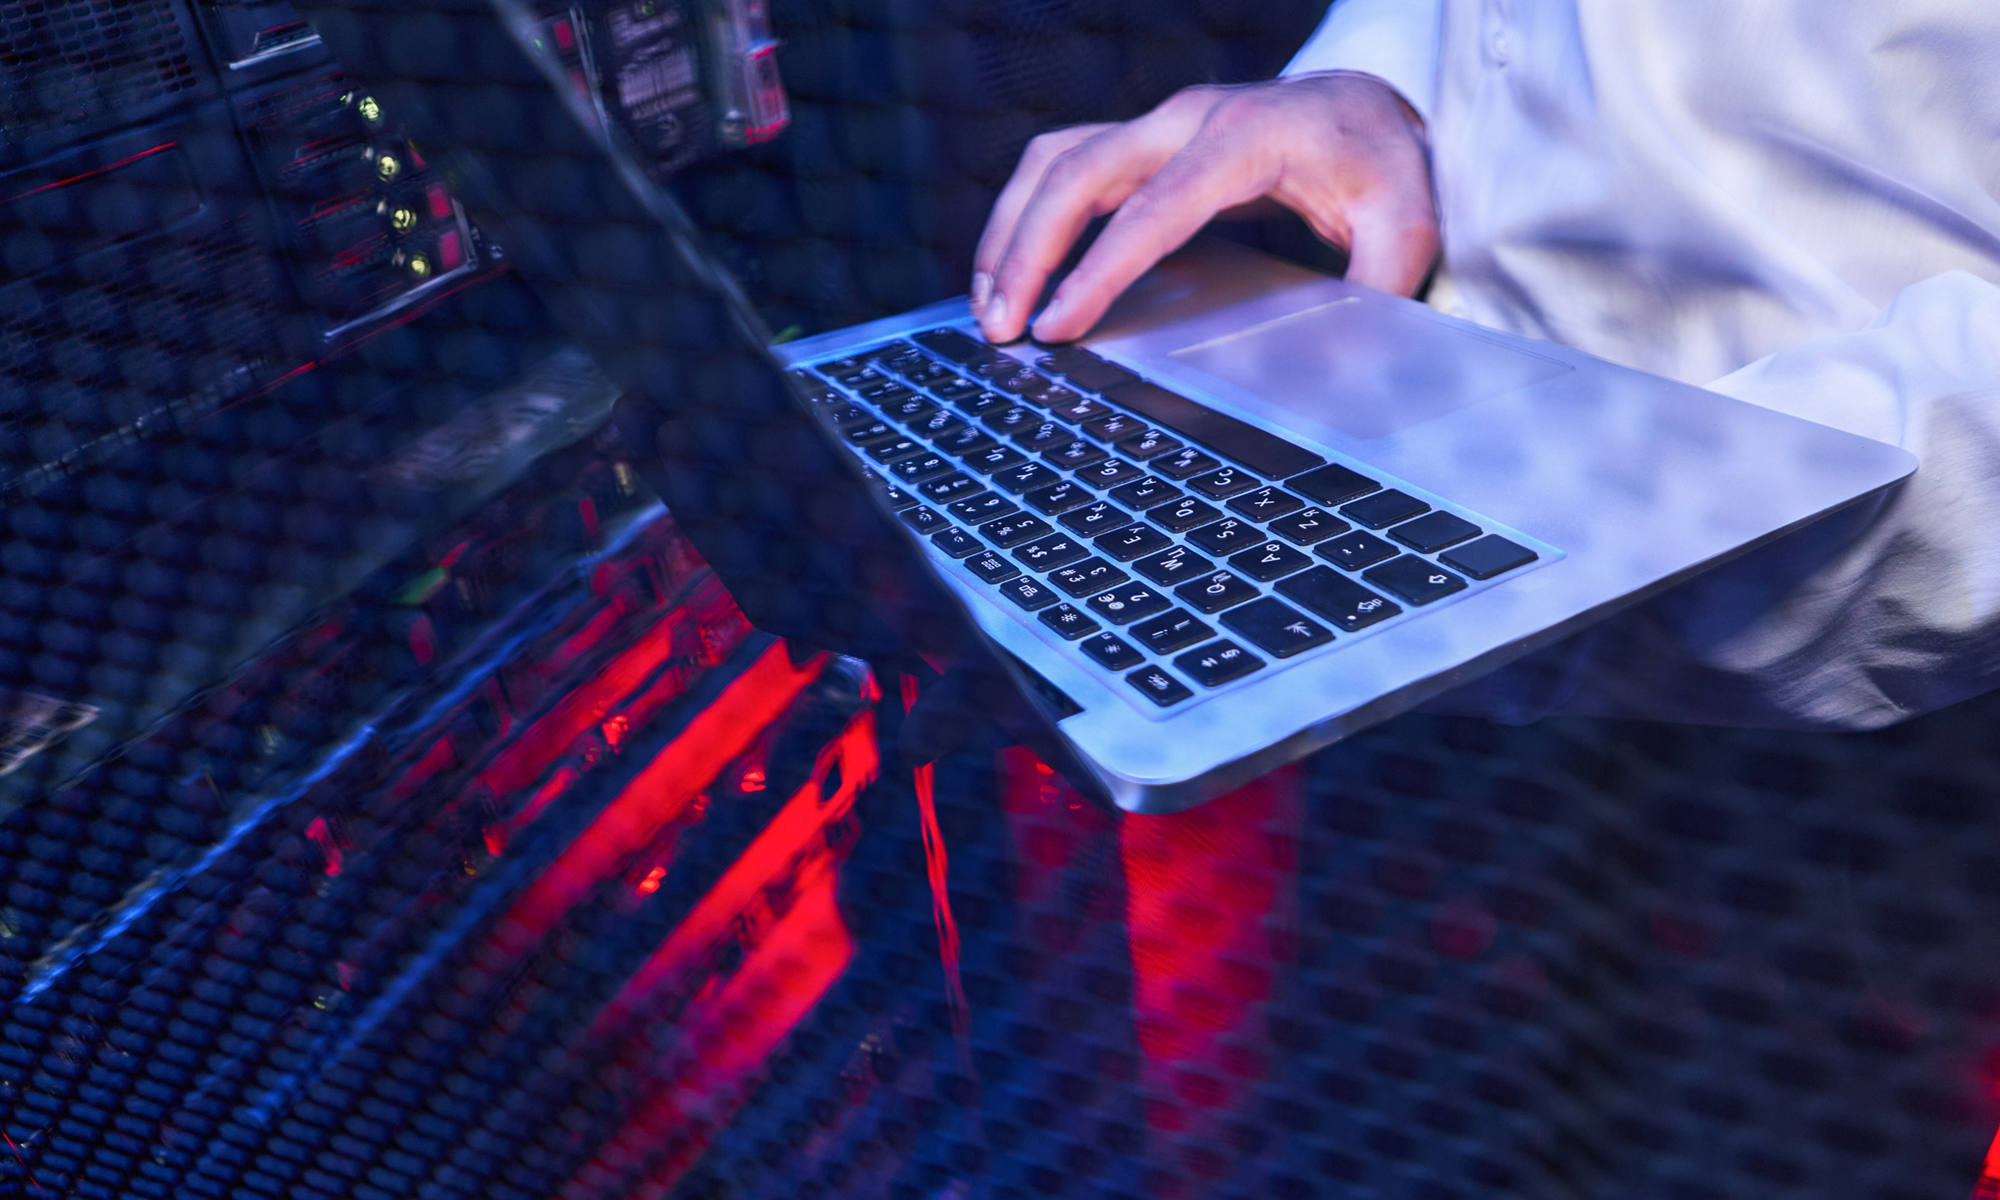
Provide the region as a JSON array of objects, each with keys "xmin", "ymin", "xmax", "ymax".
[{"xmin": 971, "ymin": 72, "xmax": 1440, "ymax": 344}]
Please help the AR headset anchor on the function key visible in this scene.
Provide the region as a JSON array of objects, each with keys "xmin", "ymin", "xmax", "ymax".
[
  {"xmin": 1059, "ymin": 500, "xmax": 1134, "ymax": 537},
  {"xmin": 1388, "ymin": 510, "xmax": 1481, "ymax": 553},
  {"xmin": 1117, "ymin": 429, "xmax": 1184, "ymax": 461},
  {"xmin": 898, "ymin": 506, "xmax": 947, "ymax": 534},
  {"xmin": 1126, "ymin": 665, "xmax": 1194, "ymax": 707},
  {"xmin": 1109, "ymin": 475, "xmax": 1183, "ymax": 509},
  {"xmin": 1187, "ymin": 517, "xmax": 1259, "ymax": 555},
  {"xmin": 1275, "ymin": 566, "xmax": 1401, "ymax": 631},
  {"xmin": 1318, "ymin": 530, "xmax": 1398, "ymax": 571},
  {"xmin": 1132, "ymin": 545, "xmax": 1214, "ymax": 586},
  {"xmin": 1227, "ymin": 540, "xmax": 1313, "ymax": 582},
  {"xmin": 1219, "ymin": 598, "xmax": 1333, "ymax": 658},
  {"xmin": 979, "ymin": 513, "xmax": 1053, "ymax": 547},
  {"xmin": 1038, "ymin": 603, "xmax": 1101, "ymax": 640},
  {"xmin": 1081, "ymin": 633, "xmax": 1144, "ymax": 671},
  {"xmin": 1156, "ymin": 446, "xmax": 1222, "ymax": 480},
  {"xmin": 1087, "ymin": 583, "xmax": 1172, "ymax": 625},
  {"xmin": 817, "ymin": 355, "xmax": 873, "ymax": 380},
  {"xmin": 1014, "ymin": 532, "xmax": 1090, "ymax": 571},
  {"xmin": 997, "ymin": 575, "xmax": 1060, "ymax": 611},
  {"xmin": 1289, "ymin": 463, "xmax": 1380, "ymax": 505},
  {"xmin": 1074, "ymin": 457, "xmax": 1146, "ymax": 489},
  {"xmin": 1341, "ymin": 488, "xmax": 1429, "ymax": 529},
  {"xmin": 964, "ymin": 551, "xmax": 1021, "ymax": 584},
  {"xmin": 1187, "ymin": 466, "xmax": 1259, "ymax": 500},
  {"xmin": 1173, "ymin": 569, "xmax": 1261, "ymax": 614},
  {"xmin": 1132, "ymin": 608, "xmax": 1213, "ymax": 654},
  {"xmin": 1440, "ymin": 534, "xmax": 1538, "ymax": 580},
  {"xmin": 1267, "ymin": 506, "xmax": 1349, "ymax": 545},
  {"xmin": 1082, "ymin": 412, "xmax": 1146, "ymax": 441},
  {"xmin": 1173, "ymin": 640, "xmax": 1265, "ymax": 687},
  {"xmin": 929, "ymin": 527, "xmax": 984, "ymax": 558},
  {"xmin": 1024, "ymin": 480, "xmax": 1092, "ymax": 516},
  {"xmin": 1148, "ymin": 497, "xmax": 1223, "ymax": 533},
  {"xmin": 1095, "ymin": 522, "xmax": 1173, "ymax": 561},
  {"xmin": 1228, "ymin": 487, "xmax": 1306, "ymax": 520},
  {"xmin": 1362, "ymin": 556, "xmax": 1468, "ymax": 606},
  {"xmin": 1050, "ymin": 557, "xmax": 1131, "ymax": 597}
]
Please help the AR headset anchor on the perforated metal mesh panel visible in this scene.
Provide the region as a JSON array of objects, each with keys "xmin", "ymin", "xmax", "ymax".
[{"xmin": 0, "ymin": 0, "xmax": 201, "ymax": 141}]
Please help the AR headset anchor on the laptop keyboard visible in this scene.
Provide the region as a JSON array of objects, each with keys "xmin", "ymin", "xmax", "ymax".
[{"xmin": 793, "ymin": 327, "xmax": 1544, "ymax": 713}]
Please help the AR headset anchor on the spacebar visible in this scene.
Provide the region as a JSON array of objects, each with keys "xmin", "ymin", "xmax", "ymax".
[{"xmin": 1102, "ymin": 380, "xmax": 1326, "ymax": 479}]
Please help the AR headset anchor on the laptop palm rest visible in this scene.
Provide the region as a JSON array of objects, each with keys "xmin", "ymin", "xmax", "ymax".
[{"xmin": 1166, "ymin": 298, "xmax": 1573, "ymax": 439}]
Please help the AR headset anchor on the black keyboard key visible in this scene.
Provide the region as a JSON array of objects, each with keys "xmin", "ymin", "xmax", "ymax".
[
  {"xmin": 816, "ymin": 355, "xmax": 873, "ymax": 380},
  {"xmin": 930, "ymin": 527, "xmax": 984, "ymax": 558},
  {"xmin": 902, "ymin": 360, "xmax": 956, "ymax": 387},
  {"xmin": 1275, "ymin": 567, "xmax": 1401, "ymax": 631},
  {"xmin": 1186, "ymin": 517, "xmax": 1259, "ymax": 555},
  {"xmin": 883, "ymin": 393, "xmax": 939, "ymax": 423},
  {"xmin": 985, "ymin": 404, "xmax": 1042, "ymax": 435},
  {"xmin": 1117, "ymin": 428, "xmax": 1184, "ymax": 461},
  {"xmin": 1228, "ymin": 487, "xmax": 1306, "ymax": 520},
  {"xmin": 898, "ymin": 506, "xmax": 947, "ymax": 534},
  {"xmin": 1440, "ymin": 534, "xmax": 1538, "ymax": 580},
  {"xmin": 936, "ymin": 425, "xmax": 999, "ymax": 457},
  {"xmin": 842, "ymin": 420, "xmax": 901, "ymax": 449},
  {"xmin": 997, "ymin": 575, "xmax": 1060, "ymax": 611},
  {"xmin": 1087, "ymin": 583, "xmax": 1171, "ymax": 625},
  {"xmin": 1220, "ymin": 598, "xmax": 1333, "ymax": 658},
  {"xmin": 1149, "ymin": 497, "xmax": 1223, "ymax": 533},
  {"xmin": 956, "ymin": 390, "xmax": 1010, "ymax": 417},
  {"xmin": 878, "ymin": 484, "xmax": 919, "ymax": 511},
  {"xmin": 1174, "ymin": 640, "xmax": 1265, "ymax": 687},
  {"xmin": 912, "ymin": 410, "xmax": 969, "ymax": 440},
  {"xmin": 1016, "ymin": 419, "xmax": 1076, "ymax": 451},
  {"xmin": 1188, "ymin": 466, "xmax": 1259, "ymax": 500},
  {"xmin": 1132, "ymin": 545, "xmax": 1215, "ymax": 586},
  {"xmin": 1015, "ymin": 533, "xmax": 1091, "ymax": 571},
  {"xmin": 1156, "ymin": 446, "xmax": 1222, "ymax": 480},
  {"xmin": 1132, "ymin": 609, "xmax": 1213, "ymax": 654},
  {"xmin": 1082, "ymin": 412, "xmax": 1146, "ymax": 441},
  {"xmin": 1103, "ymin": 380, "xmax": 1326, "ymax": 479},
  {"xmin": 1363, "ymin": 556, "xmax": 1468, "ymax": 605},
  {"xmin": 979, "ymin": 513, "xmax": 1053, "ymax": 547},
  {"xmin": 1024, "ymin": 480, "xmax": 1094, "ymax": 516},
  {"xmin": 823, "ymin": 402, "xmax": 874, "ymax": 430},
  {"xmin": 1267, "ymin": 506, "xmax": 1349, "ymax": 545},
  {"xmin": 892, "ymin": 453, "xmax": 956, "ymax": 483},
  {"xmin": 991, "ymin": 363, "xmax": 1053, "ymax": 396},
  {"xmin": 965, "ymin": 551, "xmax": 1021, "ymax": 584},
  {"xmin": 1049, "ymin": 557, "xmax": 1130, "ymax": 597},
  {"xmin": 1073, "ymin": 457, "xmax": 1146, "ymax": 489},
  {"xmin": 1081, "ymin": 633, "xmax": 1143, "ymax": 671},
  {"xmin": 1174, "ymin": 570, "xmax": 1261, "ymax": 614},
  {"xmin": 949, "ymin": 492, "xmax": 1019, "ymax": 523},
  {"xmin": 1288, "ymin": 463, "xmax": 1380, "ymax": 505},
  {"xmin": 1341, "ymin": 488, "xmax": 1429, "ymax": 529},
  {"xmin": 1389, "ymin": 510, "xmax": 1482, "ymax": 553},
  {"xmin": 919, "ymin": 473, "xmax": 981, "ymax": 503},
  {"xmin": 1228, "ymin": 540, "xmax": 1313, "ymax": 582},
  {"xmin": 933, "ymin": 377, "xmax": 984, "ymax": 404},
  {"xmin": 995, "ymin": 462, "xmax": 1062, "ymax": 493},
  {"xmin": 1046, "ymin": 439, "xmax": 1109, "ymax": 470},
  {"xmin": 866, "ymin": 438, "xmax": 925, "ymax": 463},
  {"xmin": 860, "ymin": 380, "xmax": 915, "ymax": 406},
  {"xmin": 1109, "ymin": 476, "xmax": 1183, "ymax": 509},
  {"xmin": 1044, "ymin": 393, "xmax": 1109, "ymax": 423},
  {"xmin": 967, "ymin": 444, "xmax": 1027, "ymax": 474},
  {"xmin": 1095, "ymin": 522, "xmax": 1173, "ymax": 561},
  {"xmin": 1039, "ymin": 347, "xmax": 1141, "ymax": 393},
  {"xmin": 1038, "ymin": 603, "xmax": 1101, "ymax": 640},
  {"xmin": 1126, "ymin": 665, "xmax": 1194, "ymax": 707},
  {"xmin": 1059, "ymin": 501, "xmax": 1133, "ymax": 536},
  {"xmin": 1318, "ymin": 530, "xmax": 1398, "ymax": 571},
  {"xmin": 914, "ymin": 326, "xmax": 993, "ymax": 365}
]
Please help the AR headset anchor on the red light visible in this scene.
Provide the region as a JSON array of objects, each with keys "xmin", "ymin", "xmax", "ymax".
[{"xmin": 637, "ymin": 866, "xmax": 665, "ymax": 895}]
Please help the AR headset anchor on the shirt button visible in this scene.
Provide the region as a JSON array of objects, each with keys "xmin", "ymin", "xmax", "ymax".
[{"xmin": 1487, "ymin": 28, "xmax": 1511, "ymax": 64}]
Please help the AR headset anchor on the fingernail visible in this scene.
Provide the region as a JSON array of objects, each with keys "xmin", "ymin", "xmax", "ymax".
[
  {"xmin": 970, "ymin": 271, "xmax": 992, "ymax": 313},
  {"xmin": 1031, "ymin": 295, "xmax": 1068, "ymax": 341},
  {"xmin": 981, "ymin": 292, "xmax": 1010, "ymax": 341}
]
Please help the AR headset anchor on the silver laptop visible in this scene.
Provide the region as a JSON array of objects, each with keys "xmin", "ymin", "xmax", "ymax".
[{"xmin": 778, "ymin": 237, "xmax": 1915, "ymax": 813}]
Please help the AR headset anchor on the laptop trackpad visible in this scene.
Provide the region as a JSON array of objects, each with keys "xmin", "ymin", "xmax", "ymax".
[{"xmin": 1167, "ymin": 299, "xmax": 1573, "ymax": 440}]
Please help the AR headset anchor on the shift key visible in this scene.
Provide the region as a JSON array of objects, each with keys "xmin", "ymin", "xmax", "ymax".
[{"xmin": 1274, "ymin": 567, "xmax": 1401, "ymax": 632}]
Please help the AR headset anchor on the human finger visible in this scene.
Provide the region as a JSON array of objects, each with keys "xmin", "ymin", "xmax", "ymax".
[{"xmin": 971, "ymin": 125, "xmax": 1104, "ymax": 318}]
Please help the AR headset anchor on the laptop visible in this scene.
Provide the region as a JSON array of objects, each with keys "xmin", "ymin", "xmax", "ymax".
[{"xmin": 300, "ymin": 0, "xmax": 1917, "ymax": 813}]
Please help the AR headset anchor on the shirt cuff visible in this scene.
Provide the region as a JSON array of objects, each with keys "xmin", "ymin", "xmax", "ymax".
[{"xmin": 1280, "ymin": 0, "xmax": 1443, "ymax": 126}]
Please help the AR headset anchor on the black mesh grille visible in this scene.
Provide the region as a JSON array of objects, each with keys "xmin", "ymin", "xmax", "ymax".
[{"xmin": 0, "ymin": 0, "xmax": 200, "ymax": 140}]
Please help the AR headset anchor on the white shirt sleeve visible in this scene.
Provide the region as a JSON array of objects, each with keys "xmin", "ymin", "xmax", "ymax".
[
  {"xmin": 1433, "ymin": 270, "xmax": 2000, "ymax": 731},
  {"xmin": 1279, "ymin": 0, "xmax": 1444, "ymax": 123}
]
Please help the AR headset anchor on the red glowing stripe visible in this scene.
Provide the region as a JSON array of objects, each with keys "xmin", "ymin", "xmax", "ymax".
[
  {"xmin": 1977, "ymin": 1128, "xmax": 2000, "ymax": 1200},
  {"xmin": 2, "ymin": 143, "xmax": 177, "ymax": 206},
  {"xmin": 486, "ymin": 642, "xmax": 825, "ymax": 959}
]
